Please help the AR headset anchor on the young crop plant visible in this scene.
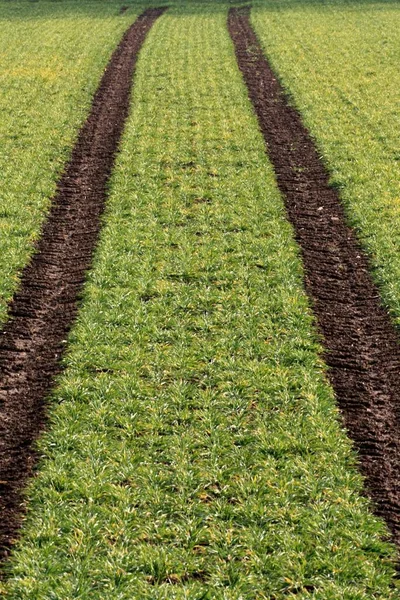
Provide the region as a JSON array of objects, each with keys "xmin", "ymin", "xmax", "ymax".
[
  {"xmin": 251, "ymin": 0, "xmax": 400, "ymax": 327},
  {"xmin": 0, "ymin": 1, "xmax": 138, "ymax": 326},
  {"xmin": 1, "ymin": 4, "xmax": 398, "ymax": 599}
]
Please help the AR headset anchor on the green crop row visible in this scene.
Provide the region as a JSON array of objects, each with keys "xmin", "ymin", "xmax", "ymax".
[
  {"xmin": 0, "ymin": 1, "xmax": 138, "ymax": 325},
  {"xmin": 1, "ymin": 5, "xmax": 398, "ymax": 598}
]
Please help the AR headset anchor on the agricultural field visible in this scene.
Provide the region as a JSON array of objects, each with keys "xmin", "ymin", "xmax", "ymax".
[{"xmin": 0, "ymin": 1, "xmax": 400, "ymax": 599}]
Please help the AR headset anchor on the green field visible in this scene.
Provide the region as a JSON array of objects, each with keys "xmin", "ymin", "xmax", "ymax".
[{"xmin": 1, "ymin": 1, "xmax": 400, "ymax": 598}]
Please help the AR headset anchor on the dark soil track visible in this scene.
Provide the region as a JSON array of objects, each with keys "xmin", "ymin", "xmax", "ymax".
[
  {"xmin": 0, "ymin": 8, "xmax": 165, "ymax": 563},
  {"xmin": 229, "ymin": 7, "xmax": 400, "ymax": 548}
]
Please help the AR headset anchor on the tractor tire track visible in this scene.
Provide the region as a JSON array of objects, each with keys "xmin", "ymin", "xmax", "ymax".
[
  {"xmin": 229, "ymin": 7, "xmax": 400, "ymax": 548},
  {"xmin": 0, "ymin": 7, "xmax": 165, "ymax": 563}
]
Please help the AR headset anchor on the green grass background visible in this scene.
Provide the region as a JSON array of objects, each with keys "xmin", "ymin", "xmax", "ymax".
[
  {"xmin": 0, "ymin": 1, "xmax": 138, "ymax": 325},
  {"xmin": 1, "ymin": 4, "xmax": 399, "ymax": 598}
]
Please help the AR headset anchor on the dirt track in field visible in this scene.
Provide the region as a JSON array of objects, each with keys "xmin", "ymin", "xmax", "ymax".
[
  {"xmin": 229, "ymin": 7, "xmax": 400, "ymax": 548},
  {"xmin": 0, "ymin": 8, "xmax": 165, "ymax": 563}
]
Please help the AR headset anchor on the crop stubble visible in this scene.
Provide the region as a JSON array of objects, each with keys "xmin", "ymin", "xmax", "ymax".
[
  {"xmin": 0, "ymin": 7, "xmax": 165, "ymax": 562},
  {"xmin": 228, "ymin": 7, "xmax": 400, "ymax": 547}
]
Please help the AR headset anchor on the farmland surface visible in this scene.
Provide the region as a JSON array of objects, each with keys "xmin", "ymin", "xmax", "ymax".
[
  {"xmin": 1, "ymin": 3, "xmax": 399, "ymax": 598},
  {"xmin": 1, "ymin": 1, "xmax": 400, "ymax": 599}
]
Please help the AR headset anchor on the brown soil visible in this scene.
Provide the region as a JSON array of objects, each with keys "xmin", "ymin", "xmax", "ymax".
[
  {"xmin": 229, "ymin": 7, "xmax": 400, "ymax": 548},
  {"xmin": 0, "ymin": 8, "xmax": 165, "ymax": 563}
]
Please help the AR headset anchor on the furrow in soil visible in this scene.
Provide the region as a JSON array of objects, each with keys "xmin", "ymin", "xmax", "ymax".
[
  {"xmin": 228, "ymin": 7, "xmax": 400, "ymax": 548},
  {"xmin": 0, "ymin": 7, "xmax": 166, "ymax": 563}
]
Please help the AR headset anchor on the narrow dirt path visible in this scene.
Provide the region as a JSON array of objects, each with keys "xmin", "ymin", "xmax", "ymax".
[
  {"xmin": 0, "ymin": 7, "xmax": 165, "ymax": 563},
  {"xmin": 229, "ymin": 7, "xmax": 400, "ymax": 548}
]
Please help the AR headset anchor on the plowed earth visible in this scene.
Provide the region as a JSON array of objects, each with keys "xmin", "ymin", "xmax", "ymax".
[
  {"xmin": 0, "ymin": 7, "xmax": 165, "ymax": 563},
  {"xmin": 229, "ymin": 7, "xmax": 400, "ymax": 548}
]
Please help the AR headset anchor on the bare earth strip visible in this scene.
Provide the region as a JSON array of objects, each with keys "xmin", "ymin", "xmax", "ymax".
[
  {"xmin": 228, "ymin": 7, "xmax": 400, "ymax": 548},
  {"xmin": 0, "ymin": 7, "xmax": 165, "ymax": 563}
]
